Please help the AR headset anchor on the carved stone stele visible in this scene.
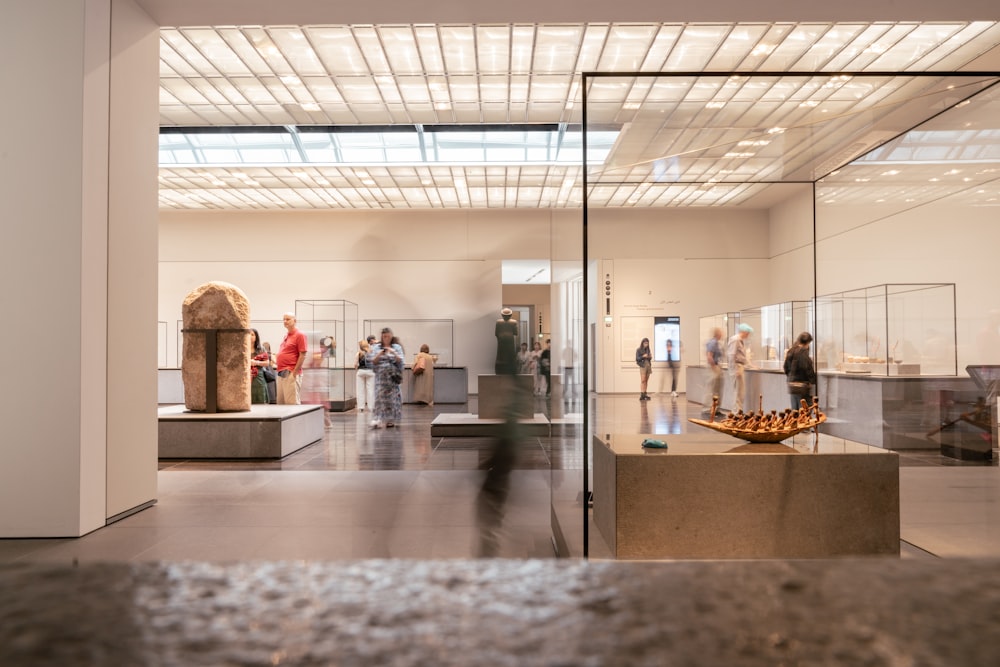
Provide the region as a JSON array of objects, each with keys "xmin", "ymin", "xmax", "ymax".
[{"xmin": 182, "ymin": 281, "xmax": 251, "ymax": 412}]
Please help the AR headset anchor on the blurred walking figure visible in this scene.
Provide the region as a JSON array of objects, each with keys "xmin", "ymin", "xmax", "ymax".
[
  {"xmin": 530, "ymin": 341, "xmax": 543, "ymax": 395},
  {"xmin": 727, "ymin": 323, "xmax": 753, "ymax": 412},
  {"xmin": 476, "ymin": 375, "xmax": 526, "ymax": 557},
  {"xmin": 516, "ymin": 342, "xmax": 532, "ymax": 375},
  {"xmin": 636, "ymin": 337, "xmax": 652, "ymax": 400},
  {"xmin": 666, "ymin": 338, "xmax": 679, "ymax": 398},
  {"xmin": 702, "ymin": 327, "xmax": 724, "ymax": 416},
  {"xmin": 539, "ymin": 339, "xmax": 552, "ymax": 396},
  {"xmin": 354, "ymin": 339, "xmax": 375, "ymax": 412}
]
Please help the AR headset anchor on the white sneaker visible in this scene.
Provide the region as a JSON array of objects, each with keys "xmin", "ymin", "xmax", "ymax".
[
  {"xmin": 370, "ymin": 420, "xmax": 381, "ymax": 428},
  {"xmin": 671, "ymin": 391, "xmax": 678, "ymax": 398}
]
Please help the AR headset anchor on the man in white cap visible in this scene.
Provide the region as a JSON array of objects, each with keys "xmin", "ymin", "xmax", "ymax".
[{"xmin": 727, "ymin": 323, "xmax": 754, "ymax": 412}]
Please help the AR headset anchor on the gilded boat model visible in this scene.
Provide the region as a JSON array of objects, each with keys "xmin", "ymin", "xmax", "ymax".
[{"xmin": 688, "ymin": 395, "xmax": 826, "ymax": 444}]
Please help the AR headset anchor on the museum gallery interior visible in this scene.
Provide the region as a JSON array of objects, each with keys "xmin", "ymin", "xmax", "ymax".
[{"xmin": 2, "ymin": 1, "xmax": 1000, "ymax": 663}]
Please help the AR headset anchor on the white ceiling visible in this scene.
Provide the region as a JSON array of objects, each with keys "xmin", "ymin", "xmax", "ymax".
[{"xmin": 155, "ymin": 20, "xmax": 1000, "ymax": 210}]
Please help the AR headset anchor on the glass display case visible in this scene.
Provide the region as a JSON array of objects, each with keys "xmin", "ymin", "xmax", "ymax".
[
  {"xmin": 734, "ymin": 301, "xmax": 814, "ymax": 370},
  {"xmin": 364, "ymin": 319, "xmax": 455, "ymax": 367},
  {"xmin": 815, "ymin": 283, "xmax": 956, "ymax": 376},
  {"xmin": 296, "ymin": 299, "xmax": 359, "ymax": 411},
  {"xmin": 701, "ymin": 303, "xmax": 814, "ymax": 371}
]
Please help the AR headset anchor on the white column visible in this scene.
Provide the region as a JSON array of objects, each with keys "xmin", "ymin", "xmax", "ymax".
[{"xmin": 0, "ymin": 0, "xmax": 158, "ymax": 537}]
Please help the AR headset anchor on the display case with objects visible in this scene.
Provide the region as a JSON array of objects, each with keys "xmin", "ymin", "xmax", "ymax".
[
  {"xmin": 730, "ymin": 302, "xmax": 814, "ymax": 371},
  {"xmin": 296, "ymin": 300, "xmax": 359, "ymax": 411},
  {"xmin": 364, "ymin": 319, "xmax": 455, "ymax": 367},
  {"xmin": 364, "ymin": 319, "xmax": 467, "ymax": 402},
  {"xmin": 815, "ymin": 284, "xmax": 956, "ymax": 377}
]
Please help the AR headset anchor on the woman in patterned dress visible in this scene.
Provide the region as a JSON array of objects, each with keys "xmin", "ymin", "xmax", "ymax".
[{"xmin": 367, "ymin": 327, "xmax": 404, "ymax": 428}]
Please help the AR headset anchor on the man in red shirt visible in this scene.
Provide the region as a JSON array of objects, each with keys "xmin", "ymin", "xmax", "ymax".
[{"xmin": 276, "ymin": 312, "xmax": 307, "ymax": 404}]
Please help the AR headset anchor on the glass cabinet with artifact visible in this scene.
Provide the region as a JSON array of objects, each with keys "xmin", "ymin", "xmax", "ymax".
[
  {"xmin": 815, "ymin": 283, "xmax": 956, "ymax": 376},
  {"xmin": 295, "ymin": 299, "xmax": 359, "ymax": 411},
  {"xmin": 734, "ymin": 301, "xmax": 814, "ymax": 370}
]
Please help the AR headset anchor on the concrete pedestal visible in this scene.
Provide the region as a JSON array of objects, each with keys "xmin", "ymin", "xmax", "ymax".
[
  {"xmin": 593, "ymin": 431, "xmax": 899, "ymax": 559},
  {"xmin": 477, "ymin": 374, "xmax": 534, "ymax": 419},
  {"xmin": 158, "ymin": 404, "xmax": 324, "ymax": 459}
]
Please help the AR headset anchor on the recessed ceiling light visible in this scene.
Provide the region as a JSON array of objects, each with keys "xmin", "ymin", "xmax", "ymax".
[
  {"xmin": 724, "ymin": 152, "xmax": 755, "ymax": 158},
  {"xmin": 766, "ymin": 127, "xmax": 785, "ymax": 135},
  {"xmin": 799, "ymin": 100, "xmax": 819, "ymax": 108},
  {"xmin": 881, "ymin": 170, "xmax": 899, "ymax": 176}
]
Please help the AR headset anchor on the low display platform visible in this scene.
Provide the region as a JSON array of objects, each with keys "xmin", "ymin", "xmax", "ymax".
[
  {"xmin": 158, "ymin": 404, "xmax": 324, "ymax": 459},
  {"xmin": 593, "ymin": 431, "xmax": 899, "ymax": 559},
  {"xmin": 430, "ymin": 413, "xmax": 550, "ymax": 437}
]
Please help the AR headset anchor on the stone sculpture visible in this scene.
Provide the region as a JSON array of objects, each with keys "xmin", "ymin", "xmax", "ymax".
[
  {"xmin": 181, "ymin": 281, "xmax": 251, "ymax": 412},
  {"xmin": 494, "ymin": 307, "xmax": 518, "ymax": 375}
]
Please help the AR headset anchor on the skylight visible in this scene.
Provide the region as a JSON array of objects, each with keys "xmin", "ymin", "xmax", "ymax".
[{"xmin": 159, "ymin": 124, "xmax": 620, "ymax": 167}]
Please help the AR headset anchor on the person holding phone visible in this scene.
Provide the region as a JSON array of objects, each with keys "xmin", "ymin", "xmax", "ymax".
[
  {"xmin": 367, "ymin": 327, "xmax": 404, "ymax": 428},
  {"xmin": 636, "ymin": 337, "xmax": 652, "ymax": 401}
]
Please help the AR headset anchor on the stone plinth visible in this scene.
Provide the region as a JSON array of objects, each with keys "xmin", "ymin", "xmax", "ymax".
[
  {"xmin": 594, "ymin": 432, "xmax": 899, "ymax": 559},
  {"xmin": 158, "ymin": 404, "xmax": 323, "ymax": 459},
  {"xmin": 477, "ymin": 374, "xmax": 533, "ymax": 419},
  {"xmin": 182, "ymin": 281, "xmax": 251, "ymax": 412}
]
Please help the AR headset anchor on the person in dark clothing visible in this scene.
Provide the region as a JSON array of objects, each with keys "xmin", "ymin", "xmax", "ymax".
[
  {"xmin": 784, "ymin": 331, "xmax": 817, "ymax": 410},
  {"xmin": 539, "ymin": 339, "xmax": 552, "ymax": 396}
]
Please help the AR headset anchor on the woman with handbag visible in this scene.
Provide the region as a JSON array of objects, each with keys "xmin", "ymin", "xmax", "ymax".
[
  {"xmin": 783, "ymin": 331, "xmax": 817, "ymax": 410},
  {"xmin": 367, "ymin": 327, "xmax": 404, "ymax": 428}
]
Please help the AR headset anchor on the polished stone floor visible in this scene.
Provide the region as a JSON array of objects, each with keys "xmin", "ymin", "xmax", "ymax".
[{"xmin": 1, "ymin": 393, "xmax": 997, "ymax": 563}]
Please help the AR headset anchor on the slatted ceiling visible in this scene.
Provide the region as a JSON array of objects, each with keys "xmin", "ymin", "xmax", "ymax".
[{"xmin": 158, "ymin": 21, "xmax": 1000, "ymax": 209}]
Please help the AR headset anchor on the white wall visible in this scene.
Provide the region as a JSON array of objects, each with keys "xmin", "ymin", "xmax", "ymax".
[
  {"xmin": 817, "ymin": 201, "xmax": 1000, "ymax": 371},
  {"xmin": 588, "ymin": 208, "xmax": 773, "ymax": 393},
  {"xmin": 767, "ymin": 185, "xmax": 815, "ymax": 304},
  {"xmin": 160, "ymin": 207, "xmax": 781, "ymax": 395},
  {"xmin": 106, "ymin": 0, "xmax": 160, "ymax": 521},
  {"xmin": 159, "ymin": 209, "xmax": 566, "ymax": 388},
  {"xmin": 0, "ymin": 0, "xmax": 158, "ymax": 537}
]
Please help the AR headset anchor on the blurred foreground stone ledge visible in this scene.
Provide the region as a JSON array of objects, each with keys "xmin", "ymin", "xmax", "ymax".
[{"xmin": 2, "ymin": 559, "xmax": 999, "ymax": 666}]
